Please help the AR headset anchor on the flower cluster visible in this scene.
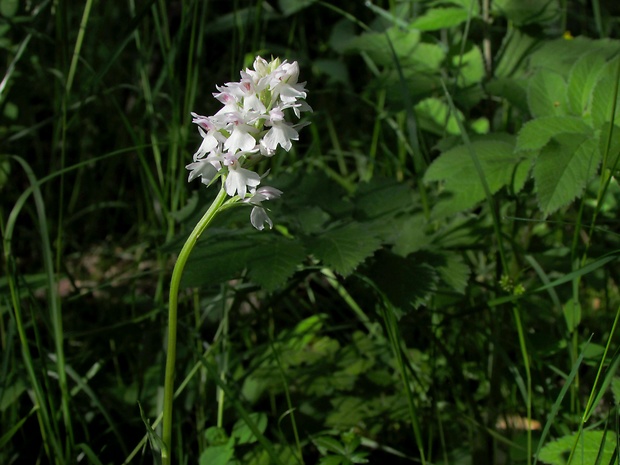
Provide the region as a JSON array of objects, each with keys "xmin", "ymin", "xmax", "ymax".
[{"xmin": 186, "ymin": 56, "xmax": 311, "ymax": 230}]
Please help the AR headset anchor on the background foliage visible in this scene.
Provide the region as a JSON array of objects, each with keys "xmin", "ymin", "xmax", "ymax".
[{"xmin": 2, "ymin": 0, "xmax": 620, "ymax": 464}]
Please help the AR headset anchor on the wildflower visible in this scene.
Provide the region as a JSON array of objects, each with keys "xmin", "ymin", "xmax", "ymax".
[
  {"xmin": 245, "ymin": 186, "xmax": 283, "ymax": 230},
  {"xmin": 187, "ymin": 55, "xmax": 311, "ymax": 229}
]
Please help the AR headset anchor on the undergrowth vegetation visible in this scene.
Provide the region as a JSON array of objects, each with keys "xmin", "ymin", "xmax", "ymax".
[{"xmin": 2, "ymin": 1, "xmax": 620, "ymax": 464}]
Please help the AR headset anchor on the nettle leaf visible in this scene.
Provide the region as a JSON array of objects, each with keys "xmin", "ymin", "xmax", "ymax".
[
  {"xmin": 410, "ymin": 7, "xmax": 472, "ymax": 31},
  {"xmin": 534, "ymin": 133, "xmax": 601, "ymax": 215},
  {"xmin": 306, "ymin": 223, "xmax": 382, "ymax": 277},
  {"xmin": 538, "ymin": 430, "xmax": 614, "ymax": 465},
  {"xmin": 527, "ymin": 70, "xmax": 567, "ymax": 118},
  {"xmin": 247, "ymin": 237, "xmax": 306, "ymax": 291},
  {"xmin": 424, "ymin": 139, "xmax": 519, "ymax": 217},
  {"xmin": 566, "ymin": 51, "xmax": 608, "ymax": 117},
  {"xmin": 516, "ymin": 116, "xmax": 592, "ymax": 152}
]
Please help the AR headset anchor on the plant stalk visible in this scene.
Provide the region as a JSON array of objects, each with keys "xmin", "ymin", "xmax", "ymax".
[{"xmin": 162, "ymin": 185, "xmax": 228, "ymax": 465}]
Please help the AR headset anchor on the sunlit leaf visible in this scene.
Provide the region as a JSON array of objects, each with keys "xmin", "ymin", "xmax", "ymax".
[
  {"xmin": 534, "ymin": 133, "xmax": 600, "ymax": 215},
  {"xmin": 538, "ymin": 430, "xmax": 614, "ymax": 465}
]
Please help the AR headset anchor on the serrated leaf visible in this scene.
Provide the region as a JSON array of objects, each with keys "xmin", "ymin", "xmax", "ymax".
[
  {"xmin": 435, "ymin": 253, "xmax": 470, "ymax": 294},
  {"xmin": 247, "ymin": 238, "xmax": 306, "ymax": 291},
  {"xmin": 366, "ymin": 251, "xmax": 438, "ymax": 311},
  {"xmin": 307, "ymin": 223, "xmax": 382, "ymax": 276},
  {"xmin": 527, "ymin": 70, "xmax": 567, "ymax": 118},
  {"xmin": 516, "ymin": 116, "xmax": 592, "ymax": 152},
  {"xmin": 566, "ymin": 52, "xmax": 607, "ymax": 116},
  {"xmin": 424, "ymin": 139, "xmax": 519, "ymax": 216},
  {"xmin": 494, "ymin": 0, "xmax": 559, "ymax": 26},
  {"xmin": 611, "ymin": 377, "xmax": 620, "ymax": 405},
  {"xmin": 354, "ymin": 177, "xmax": 413, "ymax": 220},
  {"xmin": 182, "ymin": 237, "xmax": 254, "ymax": 288},
  {"xmin": 534, "ymin": 133, "xmax": 601, "ymax": 215},
  {"xmin": 538, "ymin": 430, "xmax": 614, "ymax": 465},
  {"xmin": 411, "ymin": 7, "xmax": 471, "ymax": 31},
  {"xmin": 591, "ymin": 60, "xmax": 620, "ymax": 128},
  {"xmin": 198, "ymin": 437, "xmax": 236, "ymax": 465},
  {"xmin": 392, "ymin": 214, "xmax": 431, "ymax": 256},
  {"xmin": 599, "ymin": 123, "xmax": 620, "ymax": 172}
]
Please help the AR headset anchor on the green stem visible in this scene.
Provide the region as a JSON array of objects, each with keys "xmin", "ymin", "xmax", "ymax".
[{"xmin": 162, "ymin": 185, "xmax": 228, "ymax": 465}]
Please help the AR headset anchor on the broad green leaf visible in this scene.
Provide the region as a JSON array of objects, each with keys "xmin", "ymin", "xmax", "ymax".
[
  {"xmin": 247, "ymin": 238, "xmax": 306, "ymax": 291},
  {"xmin": 306, "ymin": 223, "xmax": 382, "ymax": 276},
  {"xmin": 599, "ymin": 123, "xmax": 620, "ymax": 172},
  {"xmin": 453, "ymin": 45, "xmax": 485, "ymax": 88},
  {"xmin": 566, "ymin": 52, "xmax": 607, "ymax": 117},
  {"xmin": 232, "ymin": 412, "xmax": 268, "ymax": 445},
  {"xmin": 434, "ymin": 252, "xmax": 470, "ymax": 294},
  {"xmin": 391, "ymin": 214, "xmax": 432, "ymax": 256},
  {"xmin": 591, "ymin": 61, "xmax": 620, "ymax": 128},
  {"xmin": 424, "ymin": 139, "xmax": 519, "ymax": 216},
  {"xmin": 182, "ymin": 237, "xmax": 254, "ymax": 288},
  {"xmin": 493, "ymin": 0, "xmax": 559, "ymax": 25},
  {"xmin": 485, "ymin": 77, "xmax": 529, "ymax": 113},
  {"xmin": 538, "ymin": 430, "xmax": 614, "ymax": 465},
  {"xmin": 527, "ymin": 71, "xmax": 567, "ymax": 118},
  {"xmin": 198, "ymin": 437, "xmax": 236, "ymax": 465},
  {"xmin": 411, "ymin": 7, "xmax": 471, "ymax": 31},
  {"xmin": 366, "ymin": 251, "xmax": 438, "ymax": 311},
  {"xmin": 353, "ymin": 177, "xmax": 413, "ymax": 220},
  {"xmin": 527, "ymin": 37, "xmax": 620, "ymax": 77},
  {"xmin": 416, "ymin": 97, "xmax": 463, "ymax": 135},
  {"xmin": 516, "ymin": 116, "xmax": 592, "ymax": 151},
  {"xmin": 344, "ymin": 27, "xmax": 421, "ymax": 68},
  {"xmin": 494, "ymin": 29, "xmax": 538, "ymax": 78},
  {"xmin": 534, "ymin": 134, "xmax": 601, "ymax": 215}
]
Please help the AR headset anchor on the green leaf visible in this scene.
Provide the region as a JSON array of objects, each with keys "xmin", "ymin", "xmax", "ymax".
[
  {"xmin": 538, "ymin": 430, "xmax": 614, "ymax": 465},
  {"xmin": 516, "ymin": 116, "xmax": 592, "ymax": 152},
  {"xmin": 566, "ymin": 51, "xmax": 607, "ymax": 117},
  {"xmin": 0, "ymin": 157, "xmax": 10, "ymax": 191},
  {"xmin": 247, "ymin": 237, "xmax": 306, "ymax": 291},
  {"xmin": 434, "ymin": 253, "xmax": 470, "ymax": 294},
  {"xmin": 591, "ymin": 59, "xmax": 620, "ymax": 128},
  {"xmin": 599, "ymin": 123, "xmax": 620, "ymax": 172},
  {"xmin": 534, "ymin": 133, "xmax": 601, "ymax": 215},
  {"xmin": 198, "ymin": 437, "xmax": 236, "ymax": 465},
  {"xmin": 453, "ymin": 45, "xmax": 485, "ymax": 88},
  {"xmin": 307, "ymin": 223, "xmax": 382, "ymax": 276},
  {"xmin": 411, "ymin": 7, "xmax": 471, "ymax": 31},
  {"xmin": 416, "ymin": 97, "xmax": 464, "ymax": 136},
  {"xmin": 232, "ymin": 413, "xmax": 268, "ymax": 445},
  {"xmin": 424, "ymin": 139, "xmax": 519, "ymax": 216},
  {"xmin": 493, "ymin": 0, "xmax": 559, "ymax": 26},
  {"xmin": 313, "ymin": 436, "xmax": 347, "ymax": 455},
  {"xmin": 366, "ymin": 251, "xmax": 438, "ymax": 311},
  {"xmin": 527, "ymin": 70, "xmax": 567, "ymax": 118}
]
